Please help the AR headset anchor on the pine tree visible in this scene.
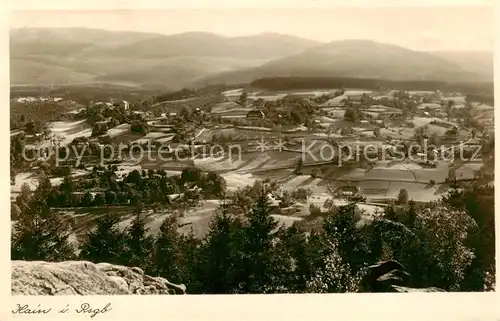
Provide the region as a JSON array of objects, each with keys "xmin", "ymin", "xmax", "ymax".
[
  {"xmin": 60, "ymin": 175, "xmax": 74, "ymax": 207},
  {"xmin": 11, "ymin": 175, "xmax": 75, "ymax": 261},
  {"xmin": 235, "ymin": 194, "xmax": 279, "ymax": 293},
  {"xmin": 406, "ymin": 200, "xmax": 417, "ymax": 227},
  {"xmin": 323, "ymin": 203, "xmax": 365, "ymax": 271},
  {"xmin": 122, "ymin": 212, "xmax": 154, "ymax": 270},
  {"xmin": 15, "ymin": 183, "xmax": 32, "ymax": 212},
  {"xmin": 197, "ymin": 202, "xmax": 238, "ymax": 293},
  {"xmin": 150, "ymin": 215, "xmax": 184, "ymax": 283},
  {"xmin": 294, "ymin": 158, "xmax": 303, "ymax": 175},
  {"xmin": 397, "ymin": 188, "xmax": 409, "ymax": 205},
  {"xmin": 11, "ymin": 167, "xmax": 16, "ymax": 185},
  {"xmin": 179, "ymin": 229, "xmax": 202, "ymax": 293},
  {"xmin": 275, "ymin": 223, "xmax": 316, "ymax": 293},
  {"xmin": 79, "ymin": 214, "xmax": 126, "ymax": 265},
  {"xmin": 81, "ymin": 191, "xmax": 93, "ymax": 207}
]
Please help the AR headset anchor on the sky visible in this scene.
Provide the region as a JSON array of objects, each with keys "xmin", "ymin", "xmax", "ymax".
[{"xmin": 10, "ymin": 6, "xmax": 494, "ymax": 51}]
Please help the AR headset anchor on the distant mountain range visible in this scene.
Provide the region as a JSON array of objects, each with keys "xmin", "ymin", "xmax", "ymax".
[{"xmin": 10, "ymin": 28, "xmax": 493, "ymax": 90}]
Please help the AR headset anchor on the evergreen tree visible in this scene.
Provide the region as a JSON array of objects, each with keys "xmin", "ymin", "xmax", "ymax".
[
  {"xmin": 122, "ymin": 212, "xmax": 154, "ymax": 270},
  {"xmin": 93, "ymin": 193, "xmax": 106, "ymax": 206},
  {"xmin": 11, "ymin": 167, "xmax": 16, "ymax": 185},
  {"xmin": 179, "ymin": 229, "xmax": 202, "ymax": 293},
  {"xmin": 60, "ymin": 175, "xmax": 74, "ymax": 206},
  {"xmin": 235, "ymin": 194, "xmax": 279, "ymax": 293},
  {"xmin": 79, "ymin": 214, "xmax": 126, "ymax": 265},
  {"xmin": 397, "ymin": 189, "xmax": 409, "ymax": 205},
  {"xmin": 150, "ymin": 215, "xmax": 184, "ymax": 283},
  {"xmin": 105, "ymin": 190, "xmax": 117, "ymax": 205},
  {"xmin": 238, "ymin": 91, "xmax": 248, "ymax": 106},
  {"xmin": 344, "ymin": 107, "xmax": 360, "ymax": 123},
  {"xmin": 323, "ymin": 203, "xmax": 366, "ymax": 271},
  {"xmin": 12, "ymin": 174, "xmax": 75, "ymax": 261},
  {"xmin": 294, "ymin": 158, "xmax": 303, "ymax": 175},
  {"xmin": 81, "ymin": 191, "xmax": 93, "ymax": 207},
  {"xmin": 272, "ymin": 223, "xmax": 315, "ymax": 293},
  {"xmin": 15, "ymin": 183, "xmax": 32, "ymax": 212},
  {"xmin": 197, "ymin": 202, "xmax": 238, "ymax": 293},
  {"xmin": 406, "ymin": 200, "xmax": 417, "ymax": 227}
]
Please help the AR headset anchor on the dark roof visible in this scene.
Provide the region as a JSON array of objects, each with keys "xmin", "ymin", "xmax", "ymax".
[{"xmin": 246, "ymin": 110, "xmax": 265, "ymax": 117}]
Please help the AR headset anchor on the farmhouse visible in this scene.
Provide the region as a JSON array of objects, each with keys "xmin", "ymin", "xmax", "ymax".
[
  {"xmin": 112, "ymin": 99, "xmax": 130, "ymax": 110},
  {"xmin": 94, "ymin": 99, "xmax": 130, "ymax": 110},
  {"xmin": 132, "ymin": 111, "xmax": 154, "ymax": 120},
  {"xmin": 246, "ymin": 110, "xmax": 266, "ymax": 120},
  {"xmin": 337, "ymin": 185, "xmax": 361, "ymax": 197}
]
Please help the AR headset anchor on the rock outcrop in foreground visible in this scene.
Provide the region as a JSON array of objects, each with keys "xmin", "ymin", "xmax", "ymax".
[
  {"xmin": 362, "ymin": 260, "xmax": 445, "ymax": 293},
  {"xmin": 12, "ymin": 261, "xmax": 186, "ymax": 295}
]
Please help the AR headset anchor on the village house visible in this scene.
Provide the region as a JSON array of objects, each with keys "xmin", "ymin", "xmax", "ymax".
[
  {"xmin": 111, "ymin": 99, "xmax": 130, "ymax": 110},
  {"xmin": 246, "ymin": 109, "xmax": 266, "ymax": 120},
  {"xmin": 94, "ymin": 101, "xmax": 113, "ymax": 109},
  {"xmin": 131, "ymin": 111, "xmax": 154, "ymax": 120},
  {"xmin": 94, "ymin": 99, "xmax": 130, "ymax": 110},
  {"xmin": 336, "ymin": 185, "xmax": 361, "ymax": 197}
]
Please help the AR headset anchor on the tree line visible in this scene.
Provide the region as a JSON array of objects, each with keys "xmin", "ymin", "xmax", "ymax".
[
  {"xmin": 14, "ymin": 166, "xmax": 227, "ymax": 210},
  {"xmin": 249, "ymin": 77, "xmax": 494, "ymax": 98},
  {"xmin": 11, "ymin": 173, "xmax": 495, "ymax": 293}
]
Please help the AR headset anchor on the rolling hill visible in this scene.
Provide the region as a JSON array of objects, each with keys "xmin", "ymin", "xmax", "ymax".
[
  {"xmin": 428, "ymin": 50, "xmax": 493, "ymax": 80},
  {"xmin": 10, "ymin": 28, "xmax": 493, "ymax": 89},
  {"xmin": 10, "ymin": 28, "xmax": 320, "ymax": 89},
  {"xmin": 197, "ymin": 40, "xmax": 491, "ymax": 86}
]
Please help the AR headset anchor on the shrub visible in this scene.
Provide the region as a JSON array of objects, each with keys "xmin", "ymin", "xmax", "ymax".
[
  {"xmin": 397, "ymin": 189, "xmax": 409, "ymax": 205},
  {"xmin": 309, "ymin": 203, "xmax": 322, "ymax": 217}
]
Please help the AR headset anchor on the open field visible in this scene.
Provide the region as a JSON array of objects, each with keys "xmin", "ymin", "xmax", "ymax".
[
  {"xmin": 60, "ymin": 192, "xmax": 391, "ymax": 247},
  {"xmin": 49, "ymin": 119, "xmax": 87, "ymax": 133},
  {"xmin": 107, "ymin": 123, "xmax": 131, "ymax": 138},
  {"xmin": 109, "ymin": 130, "xmax": 145, "ymax": 145},
  {"xmin": 222, "ymin": 172, "xmax": 258, "ymax": 190},
  {"xmin": 11, "ymin": 169, "xmax": 89, "ymax": 200},
  {"xmin": 133, "ymin": 131, "xmax": 171, "ymax": 144},
  {"xmin": 48, "ymin": 120, "xmax": 92, "ymax": 145},
  {"xmin": 337, "ymin": 163, "xmax": 450, "ymax": 183},
  {"xmin": 10, "ymin": 73, "xmax": 494, "ymax": 289}
]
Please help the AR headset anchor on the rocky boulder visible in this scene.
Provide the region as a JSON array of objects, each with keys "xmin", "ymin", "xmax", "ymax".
[
  {"xmin": 362, "ymin": 260, "xmax": 445, "ymax": 293},
  {"xmin": 11, "ymin": 261, "xmax": 186, "ymax": 295}
]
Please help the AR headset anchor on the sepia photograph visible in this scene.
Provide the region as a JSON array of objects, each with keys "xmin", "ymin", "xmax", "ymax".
[{"xmin": 8, "ymin": 4, "xmax": 495, "ymax": 299}]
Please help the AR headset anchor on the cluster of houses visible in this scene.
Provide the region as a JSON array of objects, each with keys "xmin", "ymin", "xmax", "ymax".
[
  {"xmin": 14, "ymin": 96, "xmax": 64, "ymax": 104},
  {"xmin": 93, "ymin": 99, "xmax": 130, "ymax": 110},
  {"xmin": 217, "ymin": 88, "xmax": 469, "ymax": 123}
]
